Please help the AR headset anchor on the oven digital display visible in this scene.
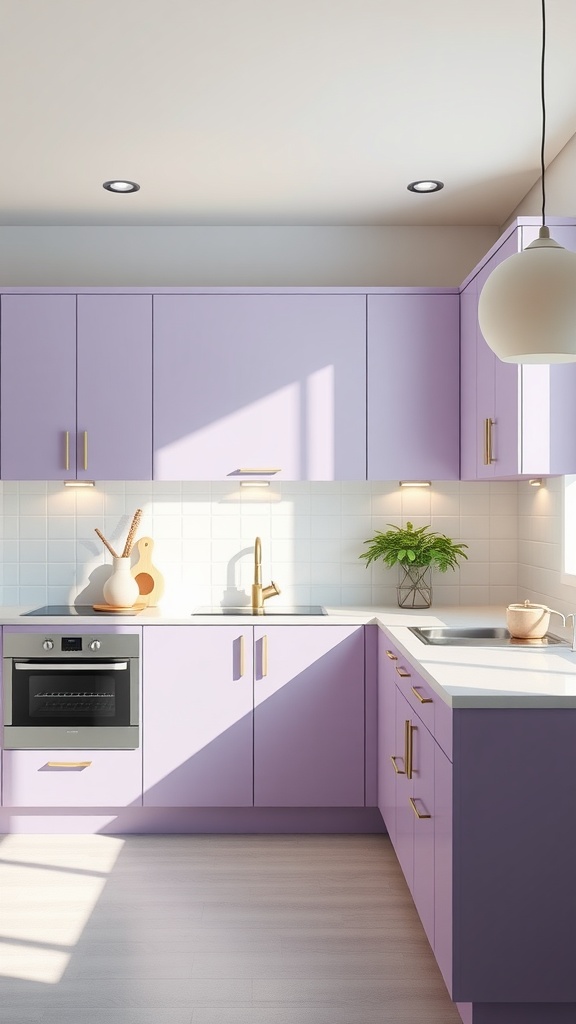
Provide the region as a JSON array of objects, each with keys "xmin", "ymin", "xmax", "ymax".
[{"xmin": 61, "ymin": 637, "xmax": 82, "ymax": 651}]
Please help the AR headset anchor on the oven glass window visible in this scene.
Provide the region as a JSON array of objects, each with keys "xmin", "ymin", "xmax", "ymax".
[{"xmin": 12, "ymin": 661, "xmax": 131, "ymax": 728}]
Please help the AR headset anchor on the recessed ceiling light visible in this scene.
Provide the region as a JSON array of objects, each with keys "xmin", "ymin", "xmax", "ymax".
[
  {"xmin": 103, "ymin": 180, "xmax": 140, "ymax": 193},
  {"xmin": 407, "ymin": 180, "xmax": 444, "ymax": 193}
]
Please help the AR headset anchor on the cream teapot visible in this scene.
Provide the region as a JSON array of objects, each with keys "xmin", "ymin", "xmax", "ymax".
[{"xmin": 506, "ymin": 599, "xmax": 565, "ymax": 639}]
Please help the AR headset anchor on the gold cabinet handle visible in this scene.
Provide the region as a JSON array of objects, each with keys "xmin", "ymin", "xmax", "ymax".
[
  {"xmin": 83, "ymin": 430, "xmax": 88, "ymax": 471},
  {"xmin": 411, "ymin": 685, "xmax": 433, "ymax": 704},
  {"xmin": 385, "ymin": 650, "xmax": 398, "ymax": 660},
  {"xmin": 239, "ymin": 634, "xmax": 245, "ymax": 677},
  {"xmin": 390, "ymin": 754, "xmax": 406, "ymax": 775},
  {"xmin": 64, "ymin": 431, "xmax": 70, "ymax": 471},
  {"xmin": 47, "ymin": 761, "xmax": 92, "ymax": 768},
  {"xmin": 404, "ymin": 719, "xmax": 412, "ymax": 780},
  {"xmin": 409, "ymin": 796, "xmax": 431, "ymax": 820},
  {"xmin": 262, "ymin": 634, "xmax": 268, "ymax": 677},
  {"xmin": 395, "ymin": 665, "xmax": 411, "ymax": 678},
  {"xmin": 237, "ymin": 468, "xmax": 281, "ymax": 475},
  {"xmin": 484, "ymin": 417, "xmax": 495, "ymax": 465}
]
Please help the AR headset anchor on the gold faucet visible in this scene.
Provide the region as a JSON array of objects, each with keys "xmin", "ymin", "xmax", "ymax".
[{"xmin": 252, "ymin": 536, "xmax": 280, "ymax": 613}]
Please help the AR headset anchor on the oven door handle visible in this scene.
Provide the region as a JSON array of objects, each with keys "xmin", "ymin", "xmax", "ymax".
[{"xmin": 14, "ymin": 662, "xmax": 129, "ymax": 671}]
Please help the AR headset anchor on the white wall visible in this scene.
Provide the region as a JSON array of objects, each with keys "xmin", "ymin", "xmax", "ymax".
[
  {"xmin": 502, "ymin": 130, "xmax": 576, "ymax": 229},
  {"xmin": 0, "ymin": 225, "xmax": 498, "ymax": 288},
  {"xmin": 0, "ymin": 479, "xmax": 518, "ymax": 611},
  {"xmin": 518, "ymin": 476, "xmax": 576, "ymax": 622}
]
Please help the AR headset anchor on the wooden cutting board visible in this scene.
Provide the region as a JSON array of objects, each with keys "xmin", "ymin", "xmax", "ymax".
[{"xmin": 131, "ymin": 536, "xmax": 164, "ymax": 607}]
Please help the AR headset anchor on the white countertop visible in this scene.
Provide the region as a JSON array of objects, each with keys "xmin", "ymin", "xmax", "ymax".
[{"xmin": 2, "ymin": 603, "xmax": 576, "ymax": 709}]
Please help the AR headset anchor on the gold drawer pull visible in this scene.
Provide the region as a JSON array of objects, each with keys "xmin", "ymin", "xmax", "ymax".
[
  {"xmin": 238, "ymin": 468, "xmax": 281, "ymax": 475},
  {"xmin": 47, "ymin": 761, "xmax": 92, "ymax": 768},
  {"xmin": 239, "ymin": 634, "xmax": 245, "ymax": 677},
  {"xmin": 83, "ymin": 430, "xmax": 88, "ymax": 471},
  {"xmin": 390, "ymin": 755, "xmax": 405, "ymax": 775},
  {"xmin": 409, "ymin": 796, "xmax": 431, "ymax": 820},
  {"xmin": 385, "ymin": 650, "xmax": 398, "ymax": 660},
  {"xmin": 395, "ymin": 666, "xmax": 411, "ymax": 678},
  {"xmin": 411, "ymin": 685, "xmax": 433, "ymax": 704},
  {"xmin": 64, "ymin": 431, "xmax": 70, "ymax": 471},
  {"xmin": 262, "ymin": 634, "xmax": 268, "ymax": 677}
]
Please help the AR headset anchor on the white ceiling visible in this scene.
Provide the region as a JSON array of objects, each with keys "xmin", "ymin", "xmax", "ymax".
[{"xmin": 2, "ymin": 0, "xmax": 576, "ymax": 228}]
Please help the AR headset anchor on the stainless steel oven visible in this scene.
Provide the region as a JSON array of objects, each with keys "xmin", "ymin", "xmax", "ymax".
[{"xmin": 3, "ymin": 632, "xmax": 139, "ymax": 749}]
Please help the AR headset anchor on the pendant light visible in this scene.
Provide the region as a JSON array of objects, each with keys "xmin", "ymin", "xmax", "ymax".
[{"xmin": 478, "ymin": 0, "xmax": 576, "ymax": 363}]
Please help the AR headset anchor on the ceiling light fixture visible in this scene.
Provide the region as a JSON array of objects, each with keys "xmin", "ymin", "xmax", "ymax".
[
  {"xmin": 407, "ymin": 180, "xmax": 444, "ymax": 193},
  {"xmin": 478, "ymin": 0, "xmax": 576, "ymax": 363},
  {"xmin": 103, "ymin": 180, "xmax": 140, "ymax": 193}
]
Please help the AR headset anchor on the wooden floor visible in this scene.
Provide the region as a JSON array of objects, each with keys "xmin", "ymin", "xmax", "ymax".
[{"xmin": 0, "ymin": 833, "xmax": 462, "ymax": 1024}]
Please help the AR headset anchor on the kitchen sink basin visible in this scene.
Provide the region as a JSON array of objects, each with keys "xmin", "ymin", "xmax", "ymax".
[
  {"xmin": 409, "ymin": 625, "xmax": 566, "ymax": 647},
  {"xmin": 192, "ymin": 605, "xmax": 326, "ymax": 616}
]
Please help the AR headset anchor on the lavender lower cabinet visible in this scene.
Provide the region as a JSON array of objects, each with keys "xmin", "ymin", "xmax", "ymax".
[
  {"xmin": 1, "ymin": 749, "xmax": 143, "ymax": 807},
  {"xmin": 253, "ymin": 625, "xmax": 365, "ymax": 807},
  {"xmin": 377, "ymin": 637, "xmax": 400, "ymax": 845},
  {"xmin": 142, "ymin": 626, "xmax": 254, "ymax": 807}
]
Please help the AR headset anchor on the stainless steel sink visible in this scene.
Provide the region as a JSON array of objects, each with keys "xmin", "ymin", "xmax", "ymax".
[
  {"xmin": 192, "ymin": 605, "xmax": 326, "ymax": 616},
  {"xmin": 409, "ymin": 625, "xmax": 566, "ymax": 647}
]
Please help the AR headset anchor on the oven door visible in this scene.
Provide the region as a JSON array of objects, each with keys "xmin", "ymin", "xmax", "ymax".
[{"xmin": 4, "ymin": 658, "xmax": 139, "ymax": 749}]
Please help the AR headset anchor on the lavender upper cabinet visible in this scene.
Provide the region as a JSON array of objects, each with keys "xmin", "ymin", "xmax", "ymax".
[
  {"xmin": 461, "ymin": 219, "xmax": 576, "ymax": 479},
  {"xmin": 153, "ymin": 294, "xmax": 366, "ymax": 480},
  {"xmin": 367, "ymin": 293, "xmax": 460, "ymax": 480},
  {"xmin": 1, "ymin": 295, "xmax": 77, "ymax": 479},
  {"xmin": 142, "ymin": 625, "xmax": 253, "ymax": 807},
  {"xmin": 0, "ymin": 294, "xmax": 152, "ymax": 480},
  {"xmin": 76, "ymin": 295, "xmax": 152, "ymax": 480},
  {"xmin": 253, "ymin": 625, "xmax": 365, "ymax": 807}
]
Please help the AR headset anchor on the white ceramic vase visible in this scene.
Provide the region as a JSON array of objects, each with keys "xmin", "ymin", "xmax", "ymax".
[{"xmin": 103, "ymin": 557, "xmax": 140, "ymax": 608}]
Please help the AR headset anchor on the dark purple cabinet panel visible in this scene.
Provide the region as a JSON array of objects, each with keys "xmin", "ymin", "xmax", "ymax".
[
  {"xmin": 253, "ymin": 625, "xmax": 365, "ymax": 807},
  {"xmin": 1, "ymin": 295, "xmax": 77, "ymax": 479},
  {"xmin": 142, "ymin": 626, "xmax": 254, "ymax": 807},
  {"xmin": 453, "ymin": 708, "xmax": 576, "ymax": 1004},
  {"xmin": 76, "ymin": 295, "xmax": 152, "ymax": 480},
  {"xmin": 367, "ymin": 293, "xmax": 460, "ymax": 481},
  {"xmin": 153, "ymin": 294, "xmax": 366, "ymax": 480}
]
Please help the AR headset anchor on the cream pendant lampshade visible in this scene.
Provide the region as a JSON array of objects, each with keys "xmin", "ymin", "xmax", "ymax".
[
  {"xmin": 478, "ymin": 0, "xmax": 576, "ymax": 364},
  {"xmin": 478, "ymin": 227, "xmax": 576, "ymax": 363}
]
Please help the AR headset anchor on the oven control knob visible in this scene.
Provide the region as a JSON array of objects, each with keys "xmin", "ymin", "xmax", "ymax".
[
  {"xmin": 42, "ymin": 639, "xmax": 54, "ymax": 651},
  {"xmin": 89, "ymin": 639, "xmax": 101, "ymax": 651}
]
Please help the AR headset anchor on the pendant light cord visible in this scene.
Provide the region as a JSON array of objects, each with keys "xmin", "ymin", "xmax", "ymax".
[{"xmin": 540, "ymin": 0, "xmax": 547, "ymax": 226}]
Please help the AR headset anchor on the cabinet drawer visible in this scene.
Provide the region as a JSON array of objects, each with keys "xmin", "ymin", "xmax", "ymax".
[
  {"xmin": 2, "ymin": 749, "xmax": 143, "ymax": 808},
  {"xmin": 391, "ymin": 658, "xmax": 435, "ymax": 733}
]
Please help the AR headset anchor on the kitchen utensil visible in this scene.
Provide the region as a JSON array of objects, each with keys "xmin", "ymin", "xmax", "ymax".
[
  {"xmin": 94, "ymin": 528, "xmax": 119, "ymax": 559},
  {"xmin": 506, "ymin": 600, "xmax": 565, "ymax": 639},
  {"xmin": 131, "ymin": 536, "xmax": 164, "ymax": 607},
  {"xmin": 122, "ymin": 508, "xmax": 143, "ymax": 557}
]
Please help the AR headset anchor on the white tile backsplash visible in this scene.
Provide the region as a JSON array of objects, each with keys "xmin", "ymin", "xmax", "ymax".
[{"xmin": 0, "ymin": 479, "xmax": 521, "ymax": 610}]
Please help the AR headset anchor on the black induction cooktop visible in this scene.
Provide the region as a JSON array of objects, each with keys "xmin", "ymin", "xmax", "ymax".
[{"xmin": 22, "ymin": 605, "xmax": 104, "ymax": 616}]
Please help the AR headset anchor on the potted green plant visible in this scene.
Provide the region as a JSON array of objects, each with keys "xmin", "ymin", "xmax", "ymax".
[{"xmin": 360, "ymin": 521, "xmax": 468, "ymax": 608}]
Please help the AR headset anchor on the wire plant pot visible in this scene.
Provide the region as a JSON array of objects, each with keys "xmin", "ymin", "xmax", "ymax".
[{"xmin": 397, "ymin": 565, "xmax": 432, "ymax": 609}]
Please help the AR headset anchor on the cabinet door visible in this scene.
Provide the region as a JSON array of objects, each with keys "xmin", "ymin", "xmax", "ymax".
[
  {"xmin": 459, "ymin": 280, "xmax": 478, "ymax": 480},
  {"xmin": 368, "ymin": 293, "xmax": 460, "ymax": 480},
  {"xmin": 253, "ymin": 625, "xmax": 365, "ymax": 807},
  {"xmin": 410, "ymin": 704, "xmax": 435, "ymax": 948},
  {"xmin": 77, "ymin": 295, "xmax": 153, "ymax": 480},
  {"xmin": 476, "ymin": 234, "xmax": 519, "ymax": 479},
  {"xmin": 0, "ymin": 295, "xmax": 77, "ymax": 479},
  {"xmin": 434, "ymin": 739, "xmax": 453, "ymax": 994},
  {"xmin": 142, "ymin": 626, "xmax": 253, "ymax": 807},
  {"xmin": 377, "ymin": 635, "xmax": 401, "ymax": 846},
  {"xmin": 1, "ymin": 749, "xmax": 142, "ymax": 807},
  {"xmin": 153, "ymin": 294, "xmax": 366, "ymax": 480}
]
